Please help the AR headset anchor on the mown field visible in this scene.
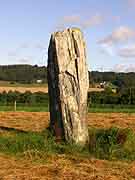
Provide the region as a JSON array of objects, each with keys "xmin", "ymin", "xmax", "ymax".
[
  {"xmin": 0, "ymin": 112, "xmax": 135, "ymax": 132},
  {"xmin": 0, "ymin": 112, "xmax": 135, "ymax": 179},
  {"xmin": 0, "ymin": 84, "xmax": 104, "ymax": 93},
  {"xmin": 0, "ymin": 84, "xmax": 135, "ymax": 179}
]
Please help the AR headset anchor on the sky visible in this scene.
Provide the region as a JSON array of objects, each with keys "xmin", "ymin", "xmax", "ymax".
[{"xmin": 0, "ymin": 0, "xmax": 135, "ymax": 72}]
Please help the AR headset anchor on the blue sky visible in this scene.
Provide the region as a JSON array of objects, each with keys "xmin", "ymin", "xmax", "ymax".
[{"xmin": 0, "ymin": 0, "xmax": 135, "ymax": 72}]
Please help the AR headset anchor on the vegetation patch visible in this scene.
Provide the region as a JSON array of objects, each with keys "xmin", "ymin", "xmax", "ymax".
[
  {"xmin": 1, "ymin": 127, "xmax": 135, "ymax": 162},
  {"xmin": 89, "ymin": 127, "xmax": 135, "ymax": 160}
]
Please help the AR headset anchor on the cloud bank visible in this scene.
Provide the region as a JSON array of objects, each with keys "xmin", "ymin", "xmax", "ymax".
[
  {"xmin": 98, "ymin": 26, "xmax": 135, "ymax": 58},
  {"xmin": 117, "ymin": 45, "xmax": 135, "ymax": 58},
  {"xmin": 98, "ymin": 26, "xmax": 135, "ymax": 45},
  {"xmin": 112, "ymin": 64, "xmax": 135, "ymax": 72}
]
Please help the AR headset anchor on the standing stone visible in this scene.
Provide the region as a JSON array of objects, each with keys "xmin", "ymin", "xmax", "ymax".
[{"xmin": 47, "ymin": 28, "xmax": 89, "ymax": 145}]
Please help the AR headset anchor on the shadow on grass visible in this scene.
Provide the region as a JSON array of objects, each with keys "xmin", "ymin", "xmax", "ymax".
[{"xmin": 0, "ymin": 126, "xmax": 27, "ymax": 133}]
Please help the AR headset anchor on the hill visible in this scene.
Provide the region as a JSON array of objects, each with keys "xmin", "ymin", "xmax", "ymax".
[
  {"xmin": 0, "ymin": 65, "xmax": 135, "ymax": 88},
  {"xmin": 0, "ymin": 64, "xmax": 47, "ymax": 84},
  {"xmin": 90, "ymin": 71, "xmax": 135, "ymax": 88}
]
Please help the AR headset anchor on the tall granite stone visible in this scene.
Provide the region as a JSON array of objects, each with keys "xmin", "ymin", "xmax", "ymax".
[{"xmin": 47, "ymin": 28, "xmax": 89, "ymax": 145}]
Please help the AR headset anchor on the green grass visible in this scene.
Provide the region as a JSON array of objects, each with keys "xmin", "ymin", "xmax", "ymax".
[
  {"xmin": 1, "ymin": 127, "xmax": 135, "ymax": 161},
  {"xmin": 0, "ymin": 103, "xmax": 135, "ymax": 113},
  {"xmin": 0, "ymin": 129, "xmax": 89, "ymax": 161},
  {"xmin": 0, "ymin": 104, "xmax": 49, "ymax": 112},
  {"xmin": 89, "ymin": 108, "xmax": 135, "ymax": 113},
  {"xmin": 89, "ymin": 127, "xmax": 135, "ymax": 160},
  {"xmin": 88, "ymin": 104, "xmax": 135, "ymax": 113}
]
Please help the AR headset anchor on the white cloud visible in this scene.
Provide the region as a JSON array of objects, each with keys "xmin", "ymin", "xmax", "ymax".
[
  {"xmin": 111, "ymin": 64, "xmax": 135, "ymax": 72},
  {"xmin": 111, "ymin": 64, "xmax": 127, "ymax": 72},
  {"xmin": 127, "ymin": 0, "xmax": 135, "ymax": 7},
  {"xmin": 57, "ymin": 14, "xmax": 105, "ymax": 30},
  {"xmin": 98, "ymin": 26, "xmax": 135, "ymax": 45},
  {"xmin": 98, "ymin": 26, "xmax": 135, "ymax": 58},
  {"xmin": 117, "ymin": 45, "xmax": 135, "ymax": 58},
  {"xmin": 125, "ymin": 64, "xmax": 135, "ymax": 72},
  {"xmin": 57, "ymin": 13, "xmax": 121, "ymax": 31},
  {"xmin": 62, "ymin": 15, "xmax": 81, "ymax": 24},
  {"xmin": 57, "ymin": 15, "xmax": 81, "ymax": 29},
  {"xmin": 81, "ymin": 14, "xmax": 104, "ymax": 28}
]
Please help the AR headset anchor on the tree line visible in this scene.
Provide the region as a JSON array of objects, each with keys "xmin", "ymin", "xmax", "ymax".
[
  {"xmin": 0, "ymin": 91, "xmax": 49, "ymax": 105},
  {"xmin": 0, "ymin": 65, "xmax": 135, "ymax": 88},
  {"xmin": 0, "ymin": 64, "xmax": 47, "ymax": 83},
  {"xmin": 88, "ymin": 88, "xmax": 135, "ymax": 105},
  {"xmin": 0, "ymin": 89, "xmax": 134, "ymax": 106}
]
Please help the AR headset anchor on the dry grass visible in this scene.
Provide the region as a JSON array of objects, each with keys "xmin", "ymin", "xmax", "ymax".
[
  {"xmin": 0, "ymin": 86, "xmax": 103, "ymax": 93},
  {"xmin": 0, "ymin": 112, "xmax": 135, "ymax": 179},
  {"xmin": 0, "ymin": 112, "xmax": 135, "ymax": 132},
  {"xmin": 87, "ymin": 113, "xmax": 135, "ymax": 131},
  {"xmin": 89, "ymin": 88, "xmax": 104, "ymax": 92},
  {"xmin": 0, "ymin": 153, "xmax": 135, "ymax": 179},
  {"xmin": 0, "ymin": 112, "xmax": 49, "ymax": 132},
  {"xmin": 0, "ymin": 86, "xmax": 48, "ymax": 93}
]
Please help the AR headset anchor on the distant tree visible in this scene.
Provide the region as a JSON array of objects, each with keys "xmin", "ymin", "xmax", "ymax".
[{"xmin": 0, "ymin": 65, "xmax": 47, "ymax": 83}]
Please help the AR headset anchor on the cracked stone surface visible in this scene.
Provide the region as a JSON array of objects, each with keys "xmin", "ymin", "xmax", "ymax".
[{"xmin": 47, "ymin": 28, "xmax": 89, "ymax": 145}]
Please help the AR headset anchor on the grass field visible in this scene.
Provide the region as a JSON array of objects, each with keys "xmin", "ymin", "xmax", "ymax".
[
  {"xmin": 0, "ymin": 112, "xmax": 135, "ymax": 132},
  {"xmin": 0, "ymin": 83, "xmax": 104, "ymax": 93},
  {"xmin": 0, "ymin": 81, "xmax": 48, "ymax": 87},
  {"xmin": 0, "ymin": 84, "xmax": 135, "ymax": 179},
  {"xmin": 89, "ymin": 106, "xmax": 135, "ymax": 113},
  {"xmin": 0, "ymin": 112, "xmax": 135, "ymax": 179},
  {"xmin": 0, "ymin": 103, "xmax": 135, "ymax": 113},
  {"xmin": 0, "ymin": 104, "xmax": 49, "ymax": 112}
]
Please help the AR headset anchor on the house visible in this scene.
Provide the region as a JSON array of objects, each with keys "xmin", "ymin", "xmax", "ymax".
[{"xmin": 36, "ymin": 80, "xmax": 43, "ymax": 83}]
